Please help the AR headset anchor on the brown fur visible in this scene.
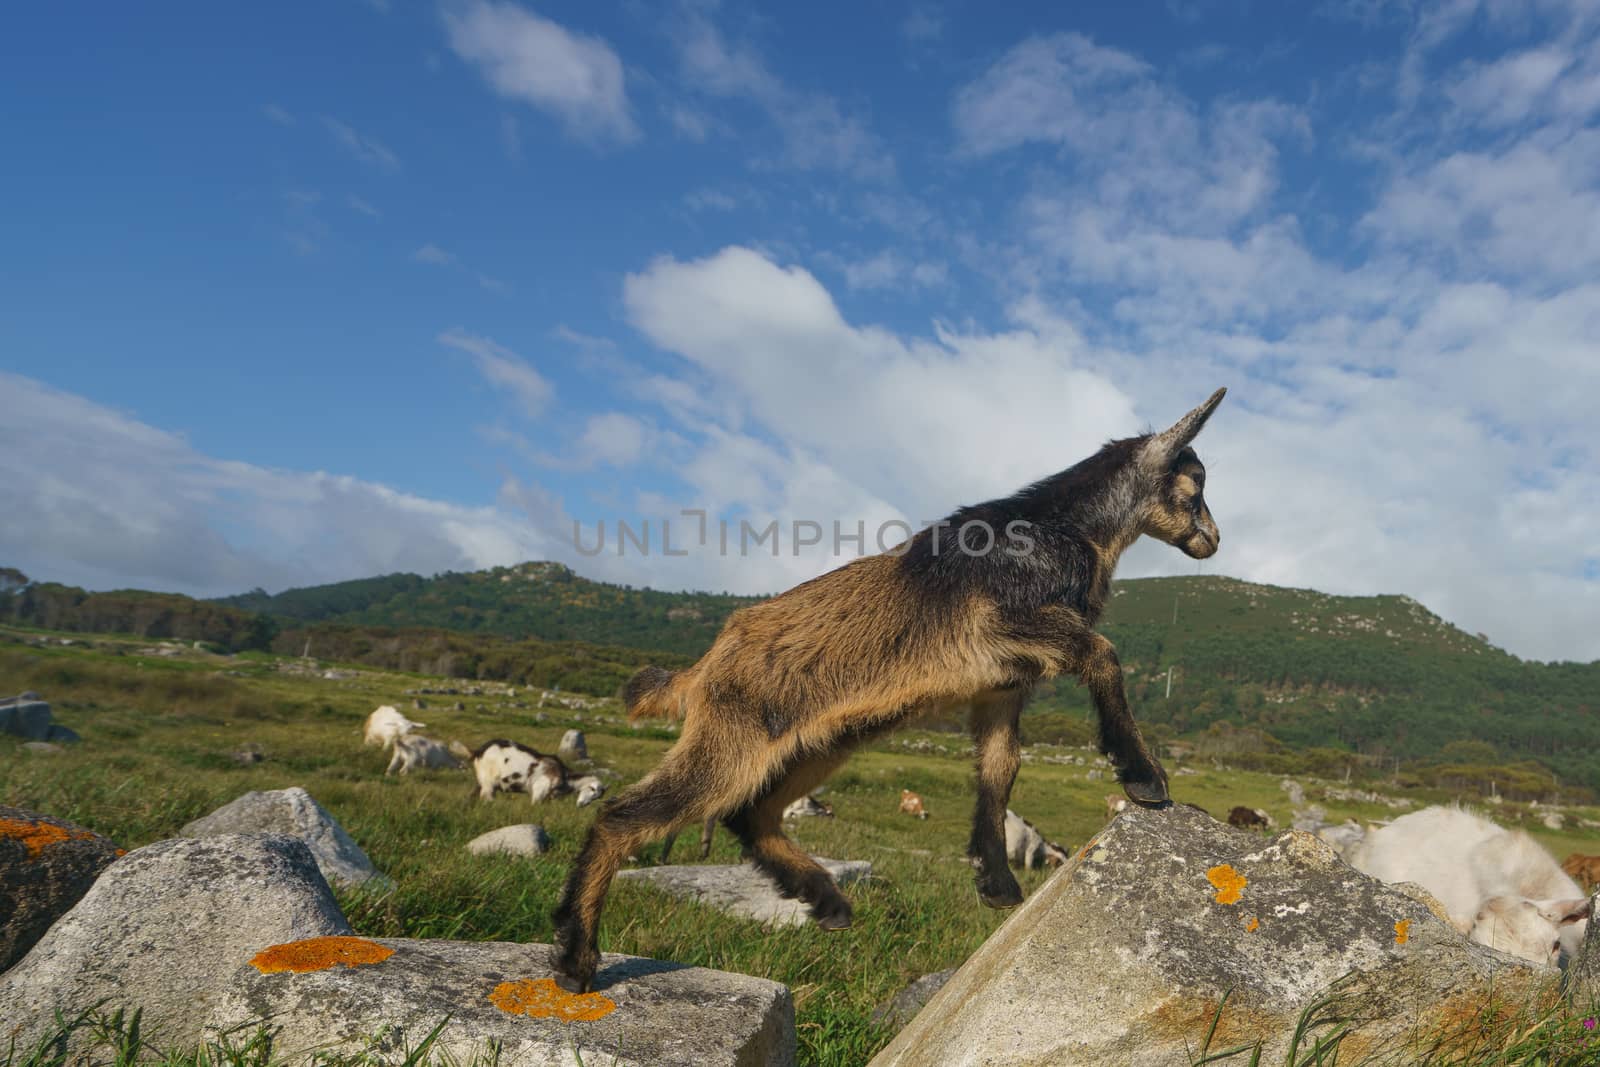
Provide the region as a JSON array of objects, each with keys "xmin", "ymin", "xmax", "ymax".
[
  {"xmin": 1562, "ymin": 853, "xmax": 1600, "ymax": 890},
  {"xmin": 550, "ymin": 389, "xmax": 1227, "ymax": 991}
]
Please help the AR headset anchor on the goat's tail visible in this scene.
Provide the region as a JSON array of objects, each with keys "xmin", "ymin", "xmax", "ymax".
[{"xmin": 624, "ymin": 665, "xmax": 690, "ymax": 721}]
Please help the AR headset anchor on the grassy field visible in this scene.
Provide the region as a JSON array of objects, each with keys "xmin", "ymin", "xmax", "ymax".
[{"xmin": 5, "ymin": 631, "xmax": 1600, "ymax": 1065}]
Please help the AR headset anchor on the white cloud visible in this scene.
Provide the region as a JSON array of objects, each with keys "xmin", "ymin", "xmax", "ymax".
[
  {"xmin": 671, "ymin": 11, "xmax": 894, "ymax": 180},
  {"xmin": 611, "ymin": 244, "xmax": 1600, "ymax": 662},
  {"xmin": 438, "ymin": 329, "xmax": 553, "ymax": 415},
  {"xmin": 347, "ymin": 195, "xmax": 382, "ymax": 218},
  {"xmin": 0, "ymin": 373, "xmax": 556, "ymax": 598},
  {"xmin": 412, "ymin": 243, "xmax": 458, "ymax": 266},
  {"xmin": 834, "ymin": 250, "xmax": 947, "ymax": 291},
  {"xmin": 443, "ymin": 0, "xmax": 637, "ymax": 145},
  {"xmin": 322, "ymin": 117, "xmax": 400, "ymax": 170},
  {"xmin": 575, "ymin": 412, "xmax": 650, "ymax": 468},
  {"xmin": 261, "ymin": 103, "xmax": 295, "ymax": 126}
]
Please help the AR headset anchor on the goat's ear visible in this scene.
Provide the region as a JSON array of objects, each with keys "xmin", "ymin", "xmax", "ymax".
[
  {"xmin": 1142, "ymin": 387, "xmax": 1227, "ymax": 470},
  {"xmin": 1541, "ymin": 897, "xmax": 1594, "ymax": 925}
]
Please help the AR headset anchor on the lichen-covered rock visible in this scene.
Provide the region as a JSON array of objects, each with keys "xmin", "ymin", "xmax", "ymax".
[
  {"xmin": 180, "ymin": 786, "xmax": 390, "ymax": 890},
  {"xmin": 871, "ymin": 804, "xmax": 1545, "ymax": 1067},
  {"xmin": 618, "ymin": 858, "xmax": 871, "ymax": 927},
  {"xmin": 205, "ymin": 937, "xmax": 795, "ymax": 1066},
  {"xmin": 0, "ymin": 834, "xmax": 350, "ymax": 1050},
  {"xmin": 0, "ymin": 807, "xmax": 123, "ymax": 973},
  {"xmin": 468, "ymin": 824, "xmax": 551, "ymax": 857}
]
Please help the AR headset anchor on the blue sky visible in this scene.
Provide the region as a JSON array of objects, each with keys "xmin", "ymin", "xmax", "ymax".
[{"xmin": 3, "ymin": 0, "xmax": 1598, "ymax": 662}]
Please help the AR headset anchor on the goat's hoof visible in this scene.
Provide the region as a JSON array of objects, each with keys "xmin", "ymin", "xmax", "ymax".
[
  {"xmin": 812, "ymin": 897, "xmax": 854, "ymax": 930},
  {"xmin": 552, "ymin": 972, "xmax": 591, "ymax": 994},
  {"xmin": 977, "ymin": 875, "xmax": 1024, "ymax": 909},
  {"xmin": 1122, "ymin": 777, "xmax": 1170, "ymax": 808}
]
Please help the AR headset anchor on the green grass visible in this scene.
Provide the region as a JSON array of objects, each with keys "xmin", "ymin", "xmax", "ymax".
[{"xmin": 5, "ymin": 635, "xmax": 1600, "ymax": 1065}]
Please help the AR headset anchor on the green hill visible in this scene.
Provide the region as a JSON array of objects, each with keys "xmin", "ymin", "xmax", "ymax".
[{"xmin": 217, "ymin": 561, "xmax": 753, "ymax": 658}]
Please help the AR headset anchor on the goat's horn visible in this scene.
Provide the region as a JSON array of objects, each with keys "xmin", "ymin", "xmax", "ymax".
[{"xmin": 1145, "ymin": 387, "xmax": 1226, "ymax": 466}]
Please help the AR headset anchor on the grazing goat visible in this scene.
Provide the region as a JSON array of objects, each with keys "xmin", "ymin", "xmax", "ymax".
[
  {"xmin": 1562, "ymin": 853, "xmax": 1600, "ymax": 891},
  {"xmin": 1005, "ymin": 810, "xmax": 1070, "ymax": 871},
  {"xmin": 1348, "ymin": 806, "xmax": 1591, "ymax": 968},
  {"xmin": 899, "ymin": 789, "xmax": 930, "ymax": 819},
  {"xmin": 386, "ymin": 733, "xmax": 465, "ymax": 776},
  {"xmin": 364, "ymin": 705, "xmax": 423, "ymax": 749},
  {"xmin": 552, "ymin": 389, "xmax": 1227, "ymax": 991},
  {"xmin": 1227, "ymin": 806, "xmax": 1273, "ymax": 831}
]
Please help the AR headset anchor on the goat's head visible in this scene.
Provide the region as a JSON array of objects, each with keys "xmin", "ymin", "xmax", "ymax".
[{"xmin": 1138, "ymin": 388, "xmax": 1225, "ymax": 560}]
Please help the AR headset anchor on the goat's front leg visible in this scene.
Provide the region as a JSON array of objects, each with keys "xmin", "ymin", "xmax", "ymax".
[
  {"xmin": 1076, "ymin": 633, "xmax": 1169, "ymax": 806},
  {"xmin": 968, "ymin": 686, "xmax": 1028, "ymax": 908}
]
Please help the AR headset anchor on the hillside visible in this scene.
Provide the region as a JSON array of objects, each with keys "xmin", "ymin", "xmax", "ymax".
[
  {"xmin": 5, "ymin": 560, "xmax": 1598, "ymax": 795},
  {"xmin": 218, "ymin": 561, "xmax": 752, "ymax": 658}
]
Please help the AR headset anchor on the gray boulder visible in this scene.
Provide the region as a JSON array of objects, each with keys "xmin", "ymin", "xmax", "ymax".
[
  {"xmin": 205, "ymin": 938, "xmax": 795, "ymax": 1066},
  {"xmin": 45, "ymin": 723, "xmax": 80, "ymax": 744},
  {"xmin": 558, "ymin": 728, "xmax": 588, "ymax": 762},
  {"xmin": 0, "ymin": 807, "xmax": 123, "ymax": 972},
  {"xmin": 468, "ymin": 824, "xmax": 551, "ymax": 858},
  {"xmin": 870, "ymin": 968, "xmax": 957, "ymax": 1033},
  {"xmin": 180, "ymin": 786, "xmax": 389, "ymax": 890},
  {"xmin": 0, "ymin": 834, "xmax": 350, "ymax": 1050},
  {"xmin": 0, "ymin": 698, "xmax": 52, "ymax": 740},
  {"xmin": 21, "ymin": 741, "xmax": 62, "ymax": 754},
  {"xmin": 871, "ymin": 804, "xmax": 1542, "ymax": 1067},
  {"xmin": 618, "ymin": 857, "xmax": 871, "ymax": 927}
]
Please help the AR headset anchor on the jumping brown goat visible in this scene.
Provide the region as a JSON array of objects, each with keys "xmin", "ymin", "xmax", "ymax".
[{"xmin": 551, "ymin": 388, "xmax": 1227, "ymax": 991}]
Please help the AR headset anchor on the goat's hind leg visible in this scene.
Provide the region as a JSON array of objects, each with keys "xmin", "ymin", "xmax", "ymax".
[
  {"xmin": 725, "ymin": 748, "xmax": 854, "ymax": 930},
  {"xmin": 551, "ymin": 731, "xmax": 774, "ymax": 993},
  {"xmin": 969, "ymin": 686, "xmax": 1027, "ymax": 909}
]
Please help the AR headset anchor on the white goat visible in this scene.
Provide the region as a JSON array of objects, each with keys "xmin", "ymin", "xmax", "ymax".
[
  {"xmin": 364, "ymin": 705, "xmax": 423, "ymax": 749},
  {"xmin": 1005, "ymin": 810, "xmax": 1070, "ymax": 871},
  {"xmin": 472, "ymin": 739, "xmax": 592, "ymax": 804},
  {"xmin": 1347, "ymin": 806, "xmax": 1591, "ymax": 968},
  {"xmin": 385, "ymin": 733, "xmax": 465, "ymax": 776}
]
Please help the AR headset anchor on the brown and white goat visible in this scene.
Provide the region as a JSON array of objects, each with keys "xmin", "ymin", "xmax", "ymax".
[{"xmin": 551, "ymin": 389, "xmax": 1227, "ymax": 991}]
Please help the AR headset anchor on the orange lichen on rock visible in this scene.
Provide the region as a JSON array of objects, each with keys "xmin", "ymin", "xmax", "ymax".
[
  {"xmin": 1206, "ymin": 864, "xmax": 1247, "ymax": 905},
  {"xmin": 490, "ymin": 978, "xmax": 617, "ymax": 1022},
  {"xmin": 1245, "ymin": 916, "xmax": 1260, "ymax": 933},
  {"xmin": 0, "ymin": 816, "xmax": 97, "ymax": 859},
  {"xmin": 250, "ymin": 935, "xmax": 396, "ymax": 974},
  {"xmin": 1394, "ymin": 919, "xmax": 1411, "ymax": 945},
  {"xmin": 1077, "ymin": 837, "xmax": 1100, "ymax": 860}
]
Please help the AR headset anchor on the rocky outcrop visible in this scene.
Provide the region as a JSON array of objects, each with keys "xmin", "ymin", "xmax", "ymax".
[
  {"xmin": 871, "ymin": 804, "xmax": 1545, "ymax": 1067},
  {"xmin": 179, "ymin": 786, "xmax": 390, "ymax": 890},
  {"xmin": 0, "ymin": 834, "xmax": 351, "ymax": 1050},
  {"xmin": 467, "ymin": 824, "xmax": 551, "ymax": 857},
  {"xmin": 618, "ymin": 858, "xmax": 871, "ymax": 927},
  {"xmin": 205, "ymin": 938, "xmax": 795, "ymax": 1066},
  {"xmin": 0, "ymin": 807, "xmax": 123, "ymax": 972}
]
